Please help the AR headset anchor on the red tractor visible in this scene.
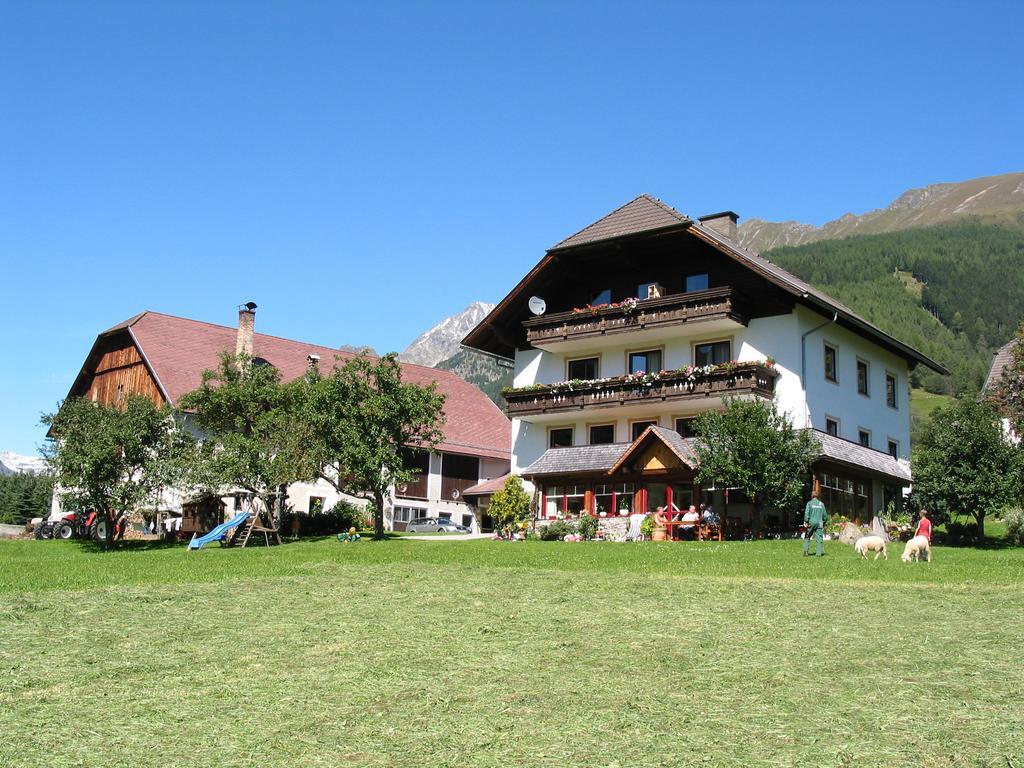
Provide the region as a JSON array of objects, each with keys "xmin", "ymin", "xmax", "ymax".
[{"xmin": 36, "ymin": 511, "xmax": 122, "ymax": 541}]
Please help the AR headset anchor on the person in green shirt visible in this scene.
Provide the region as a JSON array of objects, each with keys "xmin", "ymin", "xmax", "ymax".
[{"xmin": 803, "ymin": 489, "xmax": 829, "ymax": 557}]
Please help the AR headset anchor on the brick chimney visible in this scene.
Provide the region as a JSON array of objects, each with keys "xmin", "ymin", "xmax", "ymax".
[
  {"xmin": 236, "ymin": 302, "xmax": 257, "ymax": 358},
  {"xmin": 698, "ymin": 211, "xmax": 739, "ymax": 242},
  {"xmin": 306, "ymin": 353, "xmax": 320, "ymax": 373}
]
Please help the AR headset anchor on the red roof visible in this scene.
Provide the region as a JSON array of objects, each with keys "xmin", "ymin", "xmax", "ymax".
[{"xmin": 116, "ymin": 311, "xmax": 510, "ymax": 461}]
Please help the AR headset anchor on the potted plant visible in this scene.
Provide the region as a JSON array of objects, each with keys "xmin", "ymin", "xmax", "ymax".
[{"xmin": 640, "ymin": 515, "xmax": 654, "ymax": 540}]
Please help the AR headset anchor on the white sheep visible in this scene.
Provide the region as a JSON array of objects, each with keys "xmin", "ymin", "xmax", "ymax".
[
  {"xmin": 901, "ymin": 535, "xmax": 931, "ymax": 563},
  {"xmin": 854, "ymin": 535, "xmax": 888, "ymax": 560}
]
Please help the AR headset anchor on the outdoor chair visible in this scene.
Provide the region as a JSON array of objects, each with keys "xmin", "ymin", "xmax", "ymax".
[{"xmin": 623, "ymin": 512, "xmax": 646, "ymax": 542}]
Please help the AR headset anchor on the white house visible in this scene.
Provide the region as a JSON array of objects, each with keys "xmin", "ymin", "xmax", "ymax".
[{"xmin": 464, "ymin": 195, "xmax": 947, "ymax": 532}]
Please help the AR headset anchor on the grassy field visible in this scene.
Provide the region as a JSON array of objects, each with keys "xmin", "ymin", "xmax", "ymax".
[{"xmin": 2, "ymin": 537, "xmax": 1023, "ymax": 768}]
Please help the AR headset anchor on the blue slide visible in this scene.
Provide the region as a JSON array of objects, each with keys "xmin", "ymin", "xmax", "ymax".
[{"xmin": 187, "ymin": 511, "xmax": 251, "ymax": 550}]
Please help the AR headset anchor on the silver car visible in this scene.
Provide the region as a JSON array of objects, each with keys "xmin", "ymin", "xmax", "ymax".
[{"xmin": 407, "ymin": 517, "xmax": 470, "ymax": 534}]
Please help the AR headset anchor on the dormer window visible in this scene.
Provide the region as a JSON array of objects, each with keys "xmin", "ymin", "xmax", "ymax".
[
  {"xmin": 592, "ymin": 288, "xmax": 611, "ymax": 306},
  {"xmin": 685, "ymin": 273, "xmax": 709, "ymax": 293}
]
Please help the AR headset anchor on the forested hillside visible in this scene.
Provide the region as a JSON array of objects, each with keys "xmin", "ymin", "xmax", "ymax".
[
  {"xmin": 765, "ymin": 221, "xmax": 1024, "ymax": 396},
  {"xmin": 436, "ymin": 348, "xmax": 512, "ymax": 407}
]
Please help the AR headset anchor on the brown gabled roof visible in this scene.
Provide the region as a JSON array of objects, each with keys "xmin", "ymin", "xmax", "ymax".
[
  {"xmin": 464, "ymin": 195, "xmax": 948, "ymax": 374},
  {"xmin": 78, "ymin": 311, "xmax": 511, "ymax": 461},
  {"xmin": 984, "ymin": 337, "xmax": 1021, "ymax": 393},
  {"xmin": 607, "ymin": 425, "xmax": 698, "ymax": 474},
  {"xmin": 462, "ymin": 474, "xmax": 511, "ymax": 497},
  {"xmin": 552, "ymin": 194, "xmax": 690, "ymax": 250}
]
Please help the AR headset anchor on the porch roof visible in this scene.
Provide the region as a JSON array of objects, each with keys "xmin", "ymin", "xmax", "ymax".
[
  {"xmin": 522, "ymin": 426, "xmax": 912, "ymax": 485},
  {"xmin": 812, "ymin": 430, "xmax": 912, "ymax": 484},
  {"xmin": 521, "ymin": 443, "xmax": 630, "ymax": 477}
]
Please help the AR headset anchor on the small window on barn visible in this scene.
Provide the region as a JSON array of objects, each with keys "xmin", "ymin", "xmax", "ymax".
[{"xmin": 685, "ymin": 273, "xmax": 709, "ymax": 293}]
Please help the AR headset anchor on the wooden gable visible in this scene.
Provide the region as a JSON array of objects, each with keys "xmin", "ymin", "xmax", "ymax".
[{"xmin": 71, "ymin": 331, "xmax": 166, "ymax": 408}]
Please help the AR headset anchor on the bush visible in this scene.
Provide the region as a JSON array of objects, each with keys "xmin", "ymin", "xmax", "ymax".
[
  {"xmin": 1004, "ymin": 507, "xmax": 1024, "ymax": 546},
  {"xmin": 640, "ymin": 515, "xmax": 653, "ymax": 539},
  {"xmin": 577, "ymin": 515, "xmax": 599, "ymax": 541},
  {"xmin": 280, "ymin": 500, "xmax": 367, "ymax": 537},
  {"xmin": 539, "ymin": 519, "xmax": 577, "ymax": 541}
]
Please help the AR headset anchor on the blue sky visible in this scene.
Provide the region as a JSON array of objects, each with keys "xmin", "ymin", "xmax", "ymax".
[{"xmin": 2, "ymin": 0, "xmax": 1022, "ymax": 455}]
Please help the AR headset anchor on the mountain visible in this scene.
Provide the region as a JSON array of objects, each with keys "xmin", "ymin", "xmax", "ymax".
[
  {"xmin": 399, "ymin": 301, "xmax": 495, "ymax": 367},
  {"xmin": 738, "ymin": 172, "xmax": 1024, "ymax": 252},
  {"xmin": 0, "ymin": 451, "xmax": 48, "ymax": 476},
  {"xmin": 436, "ymin": 348, "xmax": 513, "ymax": 407}
]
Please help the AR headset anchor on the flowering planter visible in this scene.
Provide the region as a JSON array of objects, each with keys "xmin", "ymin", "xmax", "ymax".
[{"xmin": 652, "ymin": 526, "xmax": 668, "ymax": 542}]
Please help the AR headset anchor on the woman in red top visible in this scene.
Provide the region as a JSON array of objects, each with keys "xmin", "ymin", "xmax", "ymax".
[{"xmin": 915, "ymin": 509, "xmax": 932, "ymax": 542}]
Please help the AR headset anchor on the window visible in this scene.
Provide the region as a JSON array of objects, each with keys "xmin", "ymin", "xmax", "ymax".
[
  {"xmin": 886, "ymin": 373, "xmax": 898, "ymax": 409},
  {"xmin": 394, "ymin": 506, "xmax": 426, "ymax": 524},
  {"xmin": 544, "ymin": 486, "xmax": 563, "ymax": 517},
  {"xmin": 614, "ymin": 483, "xmax": 635, "ymax": 514},
  {"xmin": 685, "ymin": 273, "xmax": 709, "ymax": 293},
  {"xmin": 857, "ymin": 359, "xmax": 869, "ymax": 396},
  {"xmin": 825, "ymin": 417, "xmax": 839, "ymax": 437},
  {"xmin": 631, "ymin": 420, "xmax": 657, "ymax": 440},
  {"xmin": 589, "ymin": 424, "xmax": 615, "ymax": 445},
  {"xmin": 566, "ymin": 485, "xmax": 586, "ymax": 516},
  {"xmin": 594, "ymin": 483, "xmax": 613, "ymax": 516},
  {"xmin": 308, "ymin": 496, "xmax": 325, "ymax": 514},
  {"xmin": 858, "ymin": 429, "xmax": 871, "ymax": 448},
  {"xmin": 637, "ymin": 281, "xmax": 657, "ymax": 299},
  {"xmin": 628, "ymin": 349, "xmax": 662, "ymax": 375},
  {"xmin": 675, "ymin": 417, "xmax": 697, "ymax": 438},
  {"xmin": 567, "ymin": 356, "xmax": 599, "ymax": 380},
  {"xmin": 461, "ymin": 514, "xmax": 474, "ymax": 529},
  {"xmin": 438, "ymin": 512, "xmax": 452, "ymax": 522},
  {"xmin": 824, "ymin": 344, "xmax": 838, "ymax": 382},
  {"xmin": 549, "ymin": 427, "xmax": 573, "ymax": 448},
  {"xmin": 694, "ymin": 340, "xmax": 731, "ymax": 366},
  {"xmin": 888, "ymin": 439, "xmax": 899, "ymax": 459},
  {"xmin": 592, "ymin": 288, "xmax": 611, "ymax": 306}
]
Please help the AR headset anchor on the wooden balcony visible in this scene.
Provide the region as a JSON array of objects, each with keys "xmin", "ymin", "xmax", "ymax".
[
  {"xmin": 504, "ymin": 362, "xmax": 778, "ymax": 418},
  {"xmin": 522, "ymin": 287, "xmax": 749, "ymax": 349}
]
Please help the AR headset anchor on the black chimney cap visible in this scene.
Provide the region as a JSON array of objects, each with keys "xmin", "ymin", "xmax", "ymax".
[{"xmin": 240, "ymin": 301, "xmax": 258, "ymax": 311}]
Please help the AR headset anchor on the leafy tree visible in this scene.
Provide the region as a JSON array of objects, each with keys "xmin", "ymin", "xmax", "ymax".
[
  {"xmin": 296, "ymin": 354, "xmax": 446, "ymax": 540},
  {"xmin": 987, "ymin": 324, "xmax": 1024, "ymax": 436},
  {"xmin": 179, "ymin": 353, "xmax": 309, "ymax": 521},
  {"xmin": 41, "ymin": 395, "xmax": 194, "ymax": 547},
  {"xmin": 911, "ymin": 398, "xmax": 1018, "ymax": 539},
  {"xmin": 693, "ymin": 398, "xmax": 819, "ymax": 516},
  {"xmin": 487, "ymin": 475, "xmax": 530, "ymax": 534}
]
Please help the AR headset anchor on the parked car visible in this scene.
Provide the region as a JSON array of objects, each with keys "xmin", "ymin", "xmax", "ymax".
[{"xmin": 407, "ymin": 517, "xmax": 470, "ymax": 534}]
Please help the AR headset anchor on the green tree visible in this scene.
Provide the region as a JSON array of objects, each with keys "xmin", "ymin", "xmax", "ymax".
[
  {"xmin": 41, "ymin": 395, "xmax": 193, "ymax": 547},
  {"xmin": 297, "ymin": 354, "xmax": 446, "ymax": 540},
  {"xmin": 179, "ymin": 353, "xmax": 309, "ymax": 521},
  {"xmin": 0, "ymin": 473, "xmax": 55, "ymax": 525},
  {"xmin": 487, "ymin": 475, "xmax": 530, "ymax": 534},
  {"xmin": 693, "ymin": 398, "xmax": 820, "ymax": 517},
  {"xmin": 987, "ymin": 325, "xmax": 1024, "ymax": 436},
  {"xmin": 912, "ymin": 398, "xmax": 1018, "ymax": 539}
]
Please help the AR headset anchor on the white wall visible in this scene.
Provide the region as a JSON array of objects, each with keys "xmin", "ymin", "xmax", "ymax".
[{"xmin": 510, "ymin": 306, "xmax": 915, "ymax": 475}]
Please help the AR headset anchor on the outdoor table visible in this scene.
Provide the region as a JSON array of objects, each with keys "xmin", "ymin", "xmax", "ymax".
[{"xmin": 664, "ymin": 520, "xmax": 722, "ymax": 541}]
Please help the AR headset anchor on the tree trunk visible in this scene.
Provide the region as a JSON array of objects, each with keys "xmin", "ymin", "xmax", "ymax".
[
  {"xmin": 373, "ymin": 491, "xmax": 385, "ymax": 540},
  {"xmin": 976, "ymin": 512, "xmax": 985, "ymax": 541}
]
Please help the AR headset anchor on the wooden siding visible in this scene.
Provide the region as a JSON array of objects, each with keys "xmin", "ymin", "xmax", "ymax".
[{"xmin": 75, "ymin": 333, "xmax": 165, "ymax": 407}]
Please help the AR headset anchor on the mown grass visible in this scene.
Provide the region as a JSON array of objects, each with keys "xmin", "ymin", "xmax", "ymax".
[{"xmin": 2, "ymin": 537, "xmax": 1023, "ymax": 767}]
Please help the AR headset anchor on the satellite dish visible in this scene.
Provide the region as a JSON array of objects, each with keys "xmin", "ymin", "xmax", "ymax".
[
  {"xmin": 451, "ymin": 489, "xmax": 461, "ymax": 500},
  {"xmin": 528, "ymin": 296, "xmax": 547, "ymax": 316}
]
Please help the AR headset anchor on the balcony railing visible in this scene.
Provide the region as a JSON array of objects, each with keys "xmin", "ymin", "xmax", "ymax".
[
  {"xmin": 503, "ymin": 362, "xmax": 778, "ymax": 417},
  {"xmin": 522, "ymin": 287, "xmax": 748, "ymax": 347}
]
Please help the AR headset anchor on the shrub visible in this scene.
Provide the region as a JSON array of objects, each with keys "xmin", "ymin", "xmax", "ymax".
[
  {"xmin": 1004, "ymin": 507, "xmax": 1024, "ymax": 546},
  {"xmin": 640, "ymin": 515, "xmax": 653, "ymax": 539},
  {"xmin": 577, "ymin": 515, "xmax": 599, "ymax": 541},
  {"xmin": 280, "ymin": 500, "xmax": 366, "ymax": 536},
  {"xmin": 539, "ymin": 519, "xmax": 577, "ymax": 541}
]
